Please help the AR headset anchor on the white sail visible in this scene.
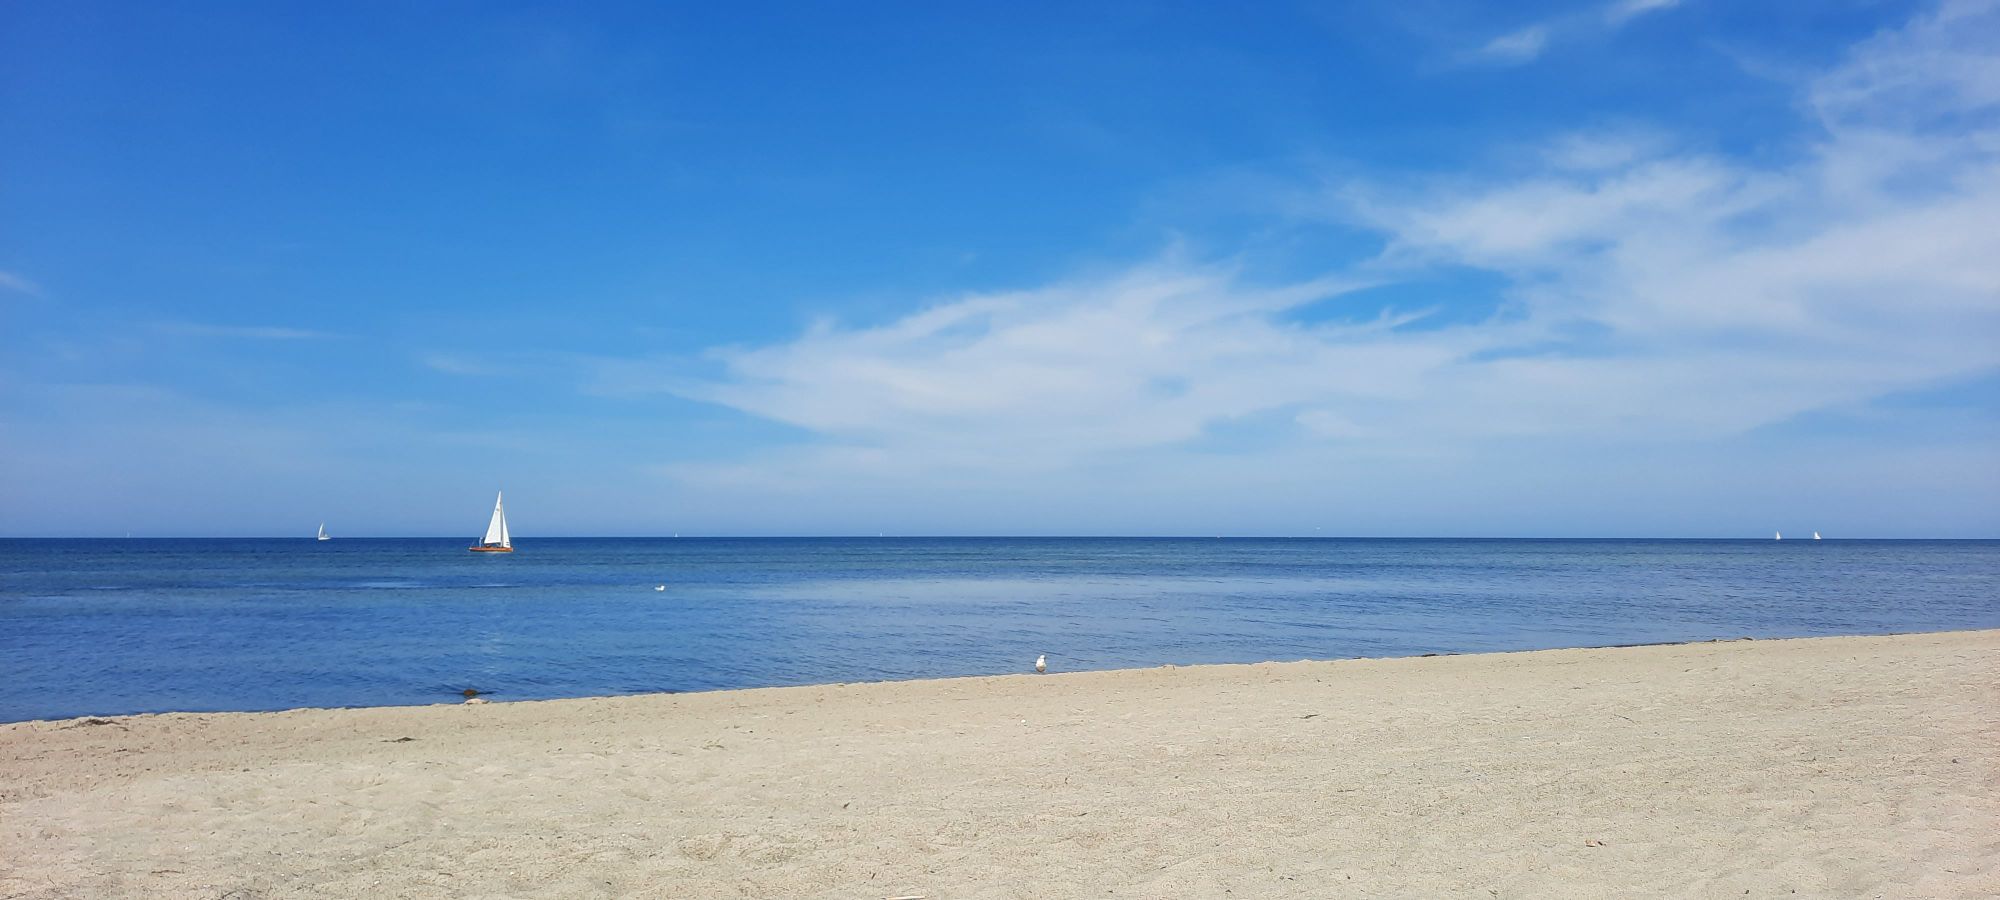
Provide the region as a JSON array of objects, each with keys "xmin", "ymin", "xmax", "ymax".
[
  {"xmin": 1813, "ymin": 531, "xmax": 1822, "ymax": 540},
  {"xmin": 482, "ymin": 492, "xmax": 510, "ymax": 548},
  {"xmin": 1775, "ymin": 531, "xmax": 1782, "ymax": 540},
  {"xmin": 317, "ymin": 522, "xmax": 329, "ymax": 541}
]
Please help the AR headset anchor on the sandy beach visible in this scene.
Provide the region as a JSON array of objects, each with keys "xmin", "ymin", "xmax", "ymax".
[{"xmin": 3, "ymin": 630, "xmax": 1995, "ymax": 899}]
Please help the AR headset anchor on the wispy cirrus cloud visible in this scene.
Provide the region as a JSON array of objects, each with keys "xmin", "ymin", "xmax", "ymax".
[
  {"xmin": 0, "ymin": 270, "xmax": 44, "ymax": 297},
  {"xmin": 1472, "ymin": 26, "xmax": 1552, "ymax": 66},
  {"xmin": 1604, "ymin": 0, "xmax": 1683, "ymax": 27},
  {"xmin": 1470, "ymin": 0, "xmax": 1684, "ymax": 66},
  {"xmin": 608, "ymin": 0, "xmax": 1998, "ymax": 512},
  {"xmin": 422, "ymin": 353, "xmax": 502, "ymax": 376},
  {"xmin": 155, "ymin": 322, "xmax": 336, "ymax": 340}
]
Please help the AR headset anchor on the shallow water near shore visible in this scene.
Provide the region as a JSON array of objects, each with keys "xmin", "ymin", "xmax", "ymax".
[{"xmin": 3, "ymin": 537, "xmax": 1997, "ymax": 722}]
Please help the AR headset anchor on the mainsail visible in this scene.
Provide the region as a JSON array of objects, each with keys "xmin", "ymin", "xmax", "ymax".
[{"xmin": 481, "ymin": 492, "xmax": 511, "ymax": 548}]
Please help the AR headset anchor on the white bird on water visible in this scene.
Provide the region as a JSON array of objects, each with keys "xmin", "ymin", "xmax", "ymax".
[{"xmin": 1035, "ymin": 654, "xmax": 1047, "ymax": 674}]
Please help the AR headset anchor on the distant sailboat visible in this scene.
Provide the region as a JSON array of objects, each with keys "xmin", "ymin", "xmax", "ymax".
[
  {"xmin": 1775, "ymin": 531, "xmax": 1782, "ymax": 541},
  {"xmin": 317, "ymin": 523, "xmax": 331, "ymax": 542},
  {"xmin": 1813, "ymin": 531, "xmax": 1822, "ymax": 540},
  {"xmin": 469, "ymin": 491, "xmax": 513, "ymax": 553}
]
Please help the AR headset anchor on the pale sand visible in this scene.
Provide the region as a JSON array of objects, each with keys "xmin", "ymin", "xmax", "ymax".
[{"xmin": 3, "ymin": 632, "xmax": 1996, "ymax": 899}]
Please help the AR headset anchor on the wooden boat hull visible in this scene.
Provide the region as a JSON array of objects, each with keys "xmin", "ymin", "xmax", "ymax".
[{"xmin": 468, "ymin": 545, "xmax": 513, "ymax": 553}]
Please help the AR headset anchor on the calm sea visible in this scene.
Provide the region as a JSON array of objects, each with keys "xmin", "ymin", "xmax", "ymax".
[{"xmin": 2, "ymin": 537, "xmax": 1996, "ymax": 722}]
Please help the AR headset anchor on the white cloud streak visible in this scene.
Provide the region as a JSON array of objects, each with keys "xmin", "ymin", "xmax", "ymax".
[
  {"xmin": 422, "ymin": 354, "xmax": 502, "ymax": 376},
  {"xmin": 156, "ymin": 322, "xmax": 336, "ymax": 340},
  {"xmin": 1471, "ymin": 0, "xmax": 1684, "ymax": 66},
  {"xmin": 0, "ymin": 270, "xmax": 44, "ymax": 297},
  {"xmin": 1473, "ymin": 27, "xmax": 1551, "ymax": 65},
  {"xmin": 1604, "ymin": 0, "xmax": 1683, "ymax": 27}
]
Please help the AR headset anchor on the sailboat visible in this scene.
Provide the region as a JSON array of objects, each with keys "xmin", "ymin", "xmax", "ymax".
[
  {"xmin": 469, "ymin": 491, "xmax": 513, "ymax": 553},
  {"xmin": 317, "ymin": 523, "xmax": 331, "ymax": 542},
  {"xmin": 1774, "ymin": 531, "xmax": 1782, "ymax": 541},
  {"xmin": 1813, "ymin": 531, "xmax": 1822, "ymax": 540}
]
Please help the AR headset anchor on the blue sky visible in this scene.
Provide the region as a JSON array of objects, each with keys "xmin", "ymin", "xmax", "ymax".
[{"xmin": 2, "ymin": 0, "xmax": 1996, "ymax": 537}]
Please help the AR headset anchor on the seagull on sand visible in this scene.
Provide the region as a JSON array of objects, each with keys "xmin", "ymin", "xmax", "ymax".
[{"xmin": 1035, "ymin": 654, "xmax": 1047, "ymax": 674}]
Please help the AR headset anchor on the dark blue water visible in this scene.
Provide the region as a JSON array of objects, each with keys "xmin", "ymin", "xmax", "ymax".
[{"xmin": 2, "ymin": 538, "xmax": 1996, "ymax": 722}]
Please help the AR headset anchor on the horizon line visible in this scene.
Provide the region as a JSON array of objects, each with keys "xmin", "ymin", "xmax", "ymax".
[{"xmin": 2, "ymin": 534, "xmax": 1990, "ymax": 541}]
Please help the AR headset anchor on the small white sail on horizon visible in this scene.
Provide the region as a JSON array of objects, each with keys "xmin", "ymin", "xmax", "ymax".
[
  {"xmin": 1813, "ymin": 531, "xmax": 1822, "ymax": 540},
  {"xmin": 470, "ymin": 491, "xmax": 513, "ymax": 553},
  {"xmin": 1775, "ymin": 531, "xmax": 1782, "ymax": 540},
  {"xmin": 317, "ymin": 522, "xmax": 330, "ymax": 542}
]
